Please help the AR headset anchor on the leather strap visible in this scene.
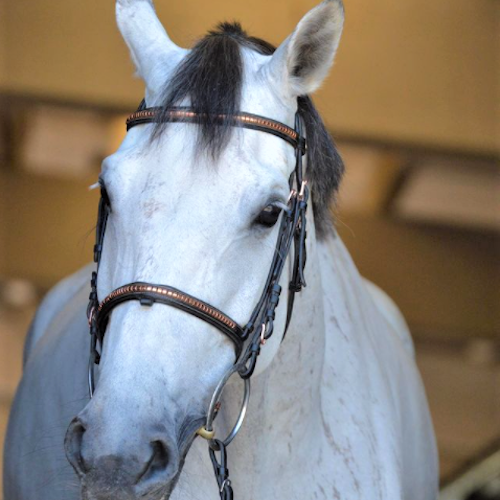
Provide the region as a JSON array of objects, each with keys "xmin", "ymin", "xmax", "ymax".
[
  {"xmin": 126, "ymin": 106, "xmax": 306, "ymax": 153},
  {"xmin": 95, "ymin": 283, "xmax": 244, "ymax": 358}
]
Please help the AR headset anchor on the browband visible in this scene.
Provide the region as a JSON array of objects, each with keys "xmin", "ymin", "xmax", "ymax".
[{"xmin": 126, "ymin": 106, "xmax": 306, "ymax": 153}]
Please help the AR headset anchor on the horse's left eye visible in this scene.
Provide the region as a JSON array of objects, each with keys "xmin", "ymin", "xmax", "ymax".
[{"xmin": 255, "ymin": 205, "xmax": 282, "ymax": 228}]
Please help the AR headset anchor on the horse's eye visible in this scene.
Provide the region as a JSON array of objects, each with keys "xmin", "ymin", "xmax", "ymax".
[{"xmin": 255, "ymin": 205, "xmax": 282, "ymax": 228}]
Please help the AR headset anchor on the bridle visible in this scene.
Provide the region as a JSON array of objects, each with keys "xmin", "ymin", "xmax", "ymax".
[{"xmin": 86, "ymin": 101, "xmax": 309, "ymax": 499}]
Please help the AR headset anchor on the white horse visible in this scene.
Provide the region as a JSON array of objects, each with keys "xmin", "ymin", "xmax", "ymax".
[{"xmin": 3, "ymin": 1, "xmax": 438, "ymax": 499}]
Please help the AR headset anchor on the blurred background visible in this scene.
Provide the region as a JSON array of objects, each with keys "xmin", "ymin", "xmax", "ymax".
[{"xmin": 0, "ymin": 0, "xmax": 498, "ymax": 498}]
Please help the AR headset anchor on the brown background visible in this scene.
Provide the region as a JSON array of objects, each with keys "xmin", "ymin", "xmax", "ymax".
[{"xmin": 0, "ymin": 0, "xmax": 499, "ymax": 495}]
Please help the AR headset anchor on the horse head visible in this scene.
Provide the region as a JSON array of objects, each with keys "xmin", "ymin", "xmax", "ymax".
[{"xmin": 65, "ymin": 0, "xmax": 344, "ymax": 498}]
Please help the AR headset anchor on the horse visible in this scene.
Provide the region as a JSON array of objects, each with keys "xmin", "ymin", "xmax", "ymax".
[{"xmin": 3, "ymin": 1, "xmax": 439, "ymax": 499}]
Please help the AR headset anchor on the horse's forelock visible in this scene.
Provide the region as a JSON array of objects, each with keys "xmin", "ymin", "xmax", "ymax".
[
  {"xmin": 153, "ymin": 22, "xmax": 245, "ymax": 158},
  {"xmin": 153, "ymin": 22, "xmax": 344, "ymax": 239}
]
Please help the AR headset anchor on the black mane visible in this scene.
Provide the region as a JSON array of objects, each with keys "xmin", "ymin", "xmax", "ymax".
[{"xmin": 154, "ymin": 22, "xmax": 344, "ymax": 239}]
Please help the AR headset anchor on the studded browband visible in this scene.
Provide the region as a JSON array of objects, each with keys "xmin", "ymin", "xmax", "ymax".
[
  {"xmin": 88, "ymin": 104, "xmax": 307, "ymax": 371},
  {"xmin": 126, "ymin": 106, "xmax": 306, "ymax": 152}
]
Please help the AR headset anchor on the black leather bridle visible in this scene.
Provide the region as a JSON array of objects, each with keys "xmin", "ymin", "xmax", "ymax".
[{"xmin": 86, "ymin": 102, "xmax": 309, "ymax": 499}]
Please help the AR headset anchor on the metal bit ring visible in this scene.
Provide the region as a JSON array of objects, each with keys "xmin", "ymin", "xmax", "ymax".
[
  {"xmin": 203, "ymin": 363, "xmax": 251, "ymax": 450},
  {"xmin": 88, "ymin": 359, "xmax": 95, "ymax": 398}
]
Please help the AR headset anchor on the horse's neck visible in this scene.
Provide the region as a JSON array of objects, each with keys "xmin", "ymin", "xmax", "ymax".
[
  {"xmin": 219, "ymin": 230, "xmax": 398, "ymax": 496},
  {"xmin": 176, "ymin": 229, "xmax": 438, "ymax": 499}
]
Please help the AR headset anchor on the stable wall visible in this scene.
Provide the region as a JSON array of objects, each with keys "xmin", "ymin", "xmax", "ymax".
[
  {"xmin": 0, "ymin": 170, "xmax": 98, "ymax": 289},
  {"xmin": 0, "ymin": 0, "xmax": 5, "ymax": 86},
  {"xmin": 497, "ymin": 1, "xmax": 500, "ymax": 146},
  {"xmin": 0, "ymin": 0, "xmax": 498, "ymax": 154},
  {"xmin": 338, "ymin": 216, "xmax": 500, "ymax": 341},
  {"xmin": 0, "ymin": 0, "xmax": 6, "ymax": 273}
]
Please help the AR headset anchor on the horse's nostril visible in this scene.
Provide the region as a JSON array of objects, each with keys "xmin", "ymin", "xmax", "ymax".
[
  {"xmin": 138, "ymin": 440, "xmax": 170, "ymax": 482},
  {"xmin": 65, "ymin": 416, "xmax": 180, "ymax": 487},
  {"xmin": 64, "ymin": 418, "xmax": 88, "ymax": 476}
]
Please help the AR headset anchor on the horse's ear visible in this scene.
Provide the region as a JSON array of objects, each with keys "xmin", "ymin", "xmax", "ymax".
[
  {"xmin": 266, "ymin": 0, "xmax": 344, "ymax": 97},
  {"xmin": 116, "ymin": 0, "xmax": 188, "ymax": 104}
]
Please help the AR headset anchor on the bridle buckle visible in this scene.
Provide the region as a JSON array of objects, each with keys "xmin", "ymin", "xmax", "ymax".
[
  {"xmin": 298, "ymin": 180, "xmax": 308, "ymax": 201},
  {"xmin": 87, "ymin": 306, "xmax": 96, "ymax": 327},
  {"xmin": 220, "ymin": 479, "xmax": 231, "ymax": 494},
  {"xmin": 260, "ymin": 323, "xmax": 267, "ymax": 346}
]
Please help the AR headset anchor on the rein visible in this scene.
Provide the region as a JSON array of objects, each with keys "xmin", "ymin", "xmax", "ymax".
[{"xmin": 86, "ymin": 102, "xmax": 309, "ymax": 499}]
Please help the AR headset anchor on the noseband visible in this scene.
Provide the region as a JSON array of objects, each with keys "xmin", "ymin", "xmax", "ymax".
[{"xmin": 86, "ymin": 102, "xmax": 309, "ymax": 499}]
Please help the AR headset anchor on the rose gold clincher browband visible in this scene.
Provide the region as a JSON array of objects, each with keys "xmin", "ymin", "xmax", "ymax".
[
  {"xmin": 94, "ymin": 283, "xmax": 245, "ymax": 356},
  {"xmin": 126, "ymin": 106, "xmax": 307, "ymax": 153}
]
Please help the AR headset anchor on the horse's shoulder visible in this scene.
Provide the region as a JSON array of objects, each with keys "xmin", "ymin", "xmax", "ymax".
[
  {"xmin": 23, "ymin": 264, "xmax": 94, "ymax": 366},
  {"xmin": 362, "ymin": 278, "xmax": 415, "ymax": 359}
]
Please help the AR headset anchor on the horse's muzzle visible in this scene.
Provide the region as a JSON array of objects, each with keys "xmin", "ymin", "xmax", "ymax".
[{"xmin": 65, "ymin": 415, "xmax": 180, "ymax": 499}]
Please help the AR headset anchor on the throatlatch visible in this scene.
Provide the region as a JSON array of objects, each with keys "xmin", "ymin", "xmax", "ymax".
[{"xmin": 86, "ymin": 102, "xmax": 309, "ymax": 500}]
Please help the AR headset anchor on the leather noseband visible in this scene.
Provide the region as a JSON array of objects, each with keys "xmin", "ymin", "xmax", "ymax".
[{"xmin": 96, "ymin": 283, "xmax": 245, "ymax": 357}]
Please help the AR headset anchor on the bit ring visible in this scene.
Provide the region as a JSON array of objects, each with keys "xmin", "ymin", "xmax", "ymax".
[{"xmin": 204, "ymin": 363, "xmax": 251, "ymax": 450}]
